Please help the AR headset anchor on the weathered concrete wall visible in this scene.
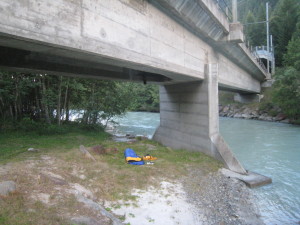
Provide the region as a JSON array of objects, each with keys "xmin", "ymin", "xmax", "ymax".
[
  {"xmin": 154, "ymin": 64, "xmax": 246, "ymax": 174},
  {"xmin": 0, "ymin": 0, "xmax": 261, "ymax": 92}
]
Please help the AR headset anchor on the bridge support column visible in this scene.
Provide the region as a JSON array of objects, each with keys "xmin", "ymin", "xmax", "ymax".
[{"xmin": 153, "ymin": 64, "xmax": 247, "ymax": 174}]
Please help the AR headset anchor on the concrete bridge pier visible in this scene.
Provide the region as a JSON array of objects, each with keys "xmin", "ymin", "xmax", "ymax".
[{"xmin": 153, "ymin": 64, "xmax": 247, "ymax": 174}]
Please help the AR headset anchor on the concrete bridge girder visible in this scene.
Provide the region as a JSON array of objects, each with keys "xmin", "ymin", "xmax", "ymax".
[{"xmin": 0, "ymin": 0, "xmax": 264, "ymax": 92}]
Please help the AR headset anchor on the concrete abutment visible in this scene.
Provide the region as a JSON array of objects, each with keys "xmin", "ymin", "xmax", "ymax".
[{"xmin": 153, "ymin": 64, "xmax": 247, "ymax": 174}]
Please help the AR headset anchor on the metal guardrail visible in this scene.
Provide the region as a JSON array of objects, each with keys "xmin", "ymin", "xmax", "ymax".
[
  {"xmin": 212, "ymin": 1, "xmax": 270, "ymax": 74},
  {"xmin": 213, "ymin": 0, "xmax": 233, "ymax": 21},
  {"xmin": 254, "ymin": 46, "xmax": 274, "ymax": 53},
  {"xmin": 251, "ymin": 49, "xmax": 268, "ymax": 73}
]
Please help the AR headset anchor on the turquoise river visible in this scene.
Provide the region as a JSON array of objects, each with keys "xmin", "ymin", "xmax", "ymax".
[{"xmin": 113, "ymin": 112, "xmax": 300, "ymax": 225}]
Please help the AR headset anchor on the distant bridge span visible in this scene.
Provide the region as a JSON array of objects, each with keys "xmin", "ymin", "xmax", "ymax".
[{"xmin": 0, "ymin": 0, "xmax": 269, "ymax": 175}]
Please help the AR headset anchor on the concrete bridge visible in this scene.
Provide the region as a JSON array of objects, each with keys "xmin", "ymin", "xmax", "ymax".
[{"xmin": 0, "ymin": 0, "xmax": 270, "ymax": 179}]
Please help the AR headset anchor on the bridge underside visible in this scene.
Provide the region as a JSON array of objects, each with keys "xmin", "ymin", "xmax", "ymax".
[
  {"xmin": 0, "ymin": 35, "xmax": 185, "ymax": 84},
  {"xmin": 0, "ymin": 0, "xmax": 268, "ymax": 175},
  {"xmin": 0, "ymin": 35, "xmax": 247, "ymax": 174}
]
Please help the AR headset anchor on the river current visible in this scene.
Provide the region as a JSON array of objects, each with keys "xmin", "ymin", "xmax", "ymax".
[{"xmin": 113, "ymin": 112, "xmax": 300, "ymax": 224}]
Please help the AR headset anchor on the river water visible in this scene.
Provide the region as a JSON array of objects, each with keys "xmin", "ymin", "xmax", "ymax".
[{"xmin": 113, "ymin": 112, "xmax": 300, "ymax": 224}]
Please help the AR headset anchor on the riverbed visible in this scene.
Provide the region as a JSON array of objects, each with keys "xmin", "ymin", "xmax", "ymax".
[{"xmin": 113, "ymin": 112, "xmax": 300, "ymax": 225}]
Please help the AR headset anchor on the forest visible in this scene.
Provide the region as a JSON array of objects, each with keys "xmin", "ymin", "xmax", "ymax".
[
  {"xmin": 238, "ymin": 0, "xmax": 300, "ymax": 121},
  {"xmin": 0, "ymin": 0, "xmax": 299, "ymax": 132}
]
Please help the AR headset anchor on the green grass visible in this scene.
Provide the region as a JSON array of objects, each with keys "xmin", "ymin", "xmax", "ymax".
[
  {"xmin": 0, "ymin": 193, "xmax": 68, "ymax": 225},
  {"xmin": 0, "ymin": 129, "xmax": 109, "ymax": 163},
  {"xmin": 0, "ymin": 127, "xmax": 222, "ymax": 208},
  {"xmin": 0, "ymin": 129, "xmax": 222, "ymax": 224}
]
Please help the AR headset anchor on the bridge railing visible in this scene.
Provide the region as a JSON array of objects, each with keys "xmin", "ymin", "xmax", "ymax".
[
  {"xmin": 213, "ymin": 0, "xmax": 233, "ymax": 21},
  {"xmin": 250, "ymin": 49, "xmax": 268, "ymax": 73},
  {"xmin": 212, "ymin": 1, "xmax": 270, "ymax": 75}
]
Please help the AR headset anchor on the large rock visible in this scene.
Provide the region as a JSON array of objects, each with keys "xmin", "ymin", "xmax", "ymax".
[
  {"xmin": 0, "ymin": 181, "xmax": 16, "ymax": 196},
  {"xmin": 274, "ymin": 113, "xmax": 286, "ymax": 121}
]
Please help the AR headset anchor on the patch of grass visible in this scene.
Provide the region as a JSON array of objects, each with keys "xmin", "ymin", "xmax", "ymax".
[
  {"xmin": 105, "ymin": 207, "xmax": 112, "ymax": 212},
  {"xmin": 0, "ymin": 128, "xmax": 109, "ymax": 163},
  {"xmin": 0, "ymin": 193, "xmax": 67, "ymax": 225},
  {"xmin": 128, "ymin": 213, "xmax": 135, "ymax": 218},
  {"xmin": 66, "ymin": 139, "xmax": 222, "ymax": 202},
  {"xmin": 118, "ymin": 214, "xmax": 126, "ymax": 221},
  {"xmin": 0, "ymin": 129, "xmax": 222, "ymax": 205}
]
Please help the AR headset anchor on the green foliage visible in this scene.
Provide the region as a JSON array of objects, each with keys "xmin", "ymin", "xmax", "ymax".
[
  {"xmin": 0, "ymin": 123, "xmax": 109, "ymax": 162},
  {"xmin": 270, "ymin": 0, "xmax": 300, "ymax": 66},
  {"xmin": 0, "ymin": 72, "xmax": 138, "ymax": 128},
  {"xmin": 118, "ymin": 82, "xmax": 159, "ymax": 112},
  {"xmin": 243, "ymin": 3, "xmax": 267, "ymax": 47},
  {"xmin": 238, "ymin": 0, "xmax": 299, "ymax": 67},
  {"xmin": 283, "ymin": 37, "xmax": 300, "ymax": 71},
  {"xmin": 272, "ymin": 67, "xmax": 300, "ymax": 119}
]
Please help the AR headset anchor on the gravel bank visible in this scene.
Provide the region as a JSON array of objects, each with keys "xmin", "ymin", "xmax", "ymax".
[{"xmin": 183, "ymin": 168, "xmax": 264, "ymax": 225}]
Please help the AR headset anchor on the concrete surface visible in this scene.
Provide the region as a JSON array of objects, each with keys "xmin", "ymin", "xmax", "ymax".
[
  {"xmin": 0, "ymin": 0, "xmax": 265, "ymax": 92},
  {"xmin": 154, "ymin": 64, "xmax": 246, "ymax": 174},
  {"xmin": 221, "ymin": 168, "xmax": 272, "ymax": 188}
]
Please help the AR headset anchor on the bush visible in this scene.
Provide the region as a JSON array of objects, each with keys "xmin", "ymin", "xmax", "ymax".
[
  {"xmin": 1, "ymin": 118, "xmax": 105, "ymax": 135},
  {"xmin": 272, "ymin": 67, "xmax": 300, "ymax": 120}
]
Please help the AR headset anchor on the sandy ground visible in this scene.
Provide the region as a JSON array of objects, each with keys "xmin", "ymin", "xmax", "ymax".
[
  {"xmin": 104, "ymin": 172, "xmax": 264, "ymax": 225},
  {"xmin": 105, "ymin": 181, "xmax": 202, "ymax": 225}
]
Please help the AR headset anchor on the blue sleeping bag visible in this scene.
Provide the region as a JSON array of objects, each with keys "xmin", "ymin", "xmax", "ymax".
[{"xmin": 124, "ymin": 148, "xmax": 145, "ymax": 165}]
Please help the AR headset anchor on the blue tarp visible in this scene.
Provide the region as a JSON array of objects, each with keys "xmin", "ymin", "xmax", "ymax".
[{"xmin": 124, "ymin": 148, "xmax": 145, "ymax": 165}]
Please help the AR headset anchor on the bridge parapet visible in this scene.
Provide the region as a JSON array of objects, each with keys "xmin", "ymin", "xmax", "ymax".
[{"xmin": 153, "ymin": 0, "xmax": 268, "ymax": 83}]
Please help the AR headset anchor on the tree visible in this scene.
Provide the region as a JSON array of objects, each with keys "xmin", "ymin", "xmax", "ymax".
[
  {"xmin": 272, "ymin": 67, "xmax": 300, "ymax": 120},
  {"xmin": 0, "ymin": 72, "xmax": 137, "ymax": 129},
  {"xmin": 272, "ymin": 22, "xmax": 300, "ymax": 121},
  {"xmin": 270, "ymin": 0, "xmax": 300, "ymax": 66}
]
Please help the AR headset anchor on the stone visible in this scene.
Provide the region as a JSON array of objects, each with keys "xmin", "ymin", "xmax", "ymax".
[
  {"xmin": 28, "ymin": 148, "xmax": 39, "ymax": 152},
  {"xmin": 79, "ymin": 175, "xmax": 87, "ymax": 180},
  {"xmin": 0, "ymin": 181, "xmax": 16, "ymax": 196},
  {"xmin": 281, "ymin": 119, "xmax": 290, "ymax": 124},
  {"xmin": 274, "ymin": 113, "xmax": 286, "ymax": 121},
  {"xmin": 79, "ymin": 145, "xmax": 96, "ymax": 161},
  {"xmin": 71, "ymin": 216, "xmax": 101, "ymax": 225},
  {"xmin": 40, "ymin": 173, "xmax": 68, "ymax": 185}
]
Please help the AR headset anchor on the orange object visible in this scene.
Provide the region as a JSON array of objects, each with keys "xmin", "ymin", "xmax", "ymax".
[{"xmin": 142, "ymin": 154, "xmax": 157, "ymax": 161}]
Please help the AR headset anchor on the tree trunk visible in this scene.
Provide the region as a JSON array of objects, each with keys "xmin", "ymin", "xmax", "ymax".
[
  {"xmin": 9, "ymin": 105, "xmax": 13, "ymax": 120},
  {"xmin": 14, "ymin": 78, "xmax": 19, "ymax": 120},
  {"xmin": 35, "ymin": 86, "xmax": 41, "ymax": 120},
  {"xmin": 63, "ymin": 77, "xmax": 69, "ymax": 121},
  {"xmin": 41, "ymin": 76, "xmax": 51, "ymax": 124},
  {"xmin": 66, "ymin": 91, "xmax": 70, "ymax": 122},
  {"xmin": 57, "ymin": 76, "xmax": 62, "ymax": 125}
]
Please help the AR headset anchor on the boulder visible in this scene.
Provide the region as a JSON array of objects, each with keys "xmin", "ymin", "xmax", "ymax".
[
  {"xmin": 0, "ymin": 181, "xmax": 16, "ymax": 196},
  {"xmin": 222, "ymin": 105, "xmax": 230, "ymax": 113},
  {"xmin": 274, "ymin": 113, "xmax": 286, "ymax": 121}
]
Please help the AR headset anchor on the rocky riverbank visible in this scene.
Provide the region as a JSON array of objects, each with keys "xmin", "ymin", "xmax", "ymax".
[
  {"xmin": 183, "ymin": 168, "xmax": 263, "ymax": 225},
  {"xmin": 219, "ymin": 104, "xmax": 290, "ymax": 123}
]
